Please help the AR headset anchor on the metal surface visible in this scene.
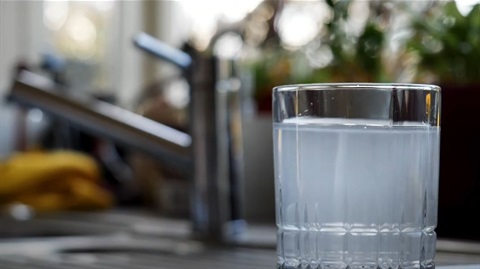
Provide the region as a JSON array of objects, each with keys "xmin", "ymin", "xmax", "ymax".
[
  {"xmin": 0, "ymin": 212, "xmax": 479, "ymax": 268},
  {"xmin": 134, "ymin": 33, "xmax": 245, "ymax": 242},
  {"xmin": 134, "ymin": 32, "xmax": 192, "ymax": 70},
  {"xmin": 1, "ymin": 235, "xmax": 479, "ymax": 268},
  {"xmin": 0, "ymin": 246, "xmax": 274, "ymax": 269},
  {"xmin": 188, "ymin": 55, "xmax": 246, "ymax": 241},
  {"xmin": 9, "ymin": 71, "xmax": 192, "ymax": 172},
  {"xmin": 0, "ymin": 212, "xmax": 272, "ymax": 268},
  {"xmin": 2, "ymin": 248, "xmax": 479, "ymax": 269}
]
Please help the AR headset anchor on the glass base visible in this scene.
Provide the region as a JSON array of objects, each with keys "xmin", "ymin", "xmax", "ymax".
[{"xmin": 277, "ymin": 262, "xmax": 435, "ymax": 269}]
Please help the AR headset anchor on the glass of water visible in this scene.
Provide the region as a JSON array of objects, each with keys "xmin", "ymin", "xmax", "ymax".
[{"xmin": 273, "ymin": 84, "xmax": 441, "ymax": 269}]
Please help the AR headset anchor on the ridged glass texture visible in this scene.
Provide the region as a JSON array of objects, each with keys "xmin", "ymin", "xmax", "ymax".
[{"xmin": 273, "ymin": 84, "xmax": 441, "ymax": 269}]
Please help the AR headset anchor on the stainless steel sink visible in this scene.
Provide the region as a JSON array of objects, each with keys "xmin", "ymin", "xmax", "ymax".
[
  {"xmin": 0, "ymin": 211, "xmax": 274, "ymax": 268},
  {"xmin": 1, "ymin": 211, "xmax": 479, "ymax": 268},
  {"xmin": 0, "ymin": 217, "xmax": 123, "ymax": 239},
  {"xmin": 0, "ymin": 210, "xmax": 191, "ymax": 239},
  {"xmin": 0, "ymin": 234, "xmax": 274, "ymax": 269}
]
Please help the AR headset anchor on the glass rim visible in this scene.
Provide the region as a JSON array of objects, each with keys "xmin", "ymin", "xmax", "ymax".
[{"xmin": 273, "ymin": 83, "xmax": 441, "ymax": 93}]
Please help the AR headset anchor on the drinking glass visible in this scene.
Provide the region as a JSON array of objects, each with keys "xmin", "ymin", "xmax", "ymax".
[{"xmin": 273, "ymin": 83, "xmax": 441, "ymax": 269}]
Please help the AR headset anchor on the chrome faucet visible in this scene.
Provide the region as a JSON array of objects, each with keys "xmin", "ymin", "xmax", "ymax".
[{"xmin": 8, "ymin": 33, "xmax": 245, "ymax": 243}]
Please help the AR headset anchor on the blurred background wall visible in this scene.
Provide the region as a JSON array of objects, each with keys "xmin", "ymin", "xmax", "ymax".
[{"xmin": 1, "ymin": 1, "xmax": 188, "ymax": 106}]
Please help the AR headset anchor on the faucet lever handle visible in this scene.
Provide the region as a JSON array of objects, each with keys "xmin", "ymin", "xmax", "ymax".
[{"xmin": 133, "ymin": 32, "xmax": 192, "ymax": 71}]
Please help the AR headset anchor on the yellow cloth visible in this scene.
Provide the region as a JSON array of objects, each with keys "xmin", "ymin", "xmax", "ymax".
[{"xmin": 0, "ymin": 150, "xmax": 113, "ymax": 212}]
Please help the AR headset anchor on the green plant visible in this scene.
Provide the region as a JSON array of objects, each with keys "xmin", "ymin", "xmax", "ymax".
[
  {"xmin": 321, "ymin": 0, "xmax": 387, "ymax": 82},
  {"xmin": 248, "ymin": 1, "xmax": 480, "ymax": 111},
  {"xmin": 409, "ymin": 2, "xmax": 480, "ymax": 84},
  {"xmin": 250, "ymin": 0, "xmax": 393, "ymax": 90}
]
